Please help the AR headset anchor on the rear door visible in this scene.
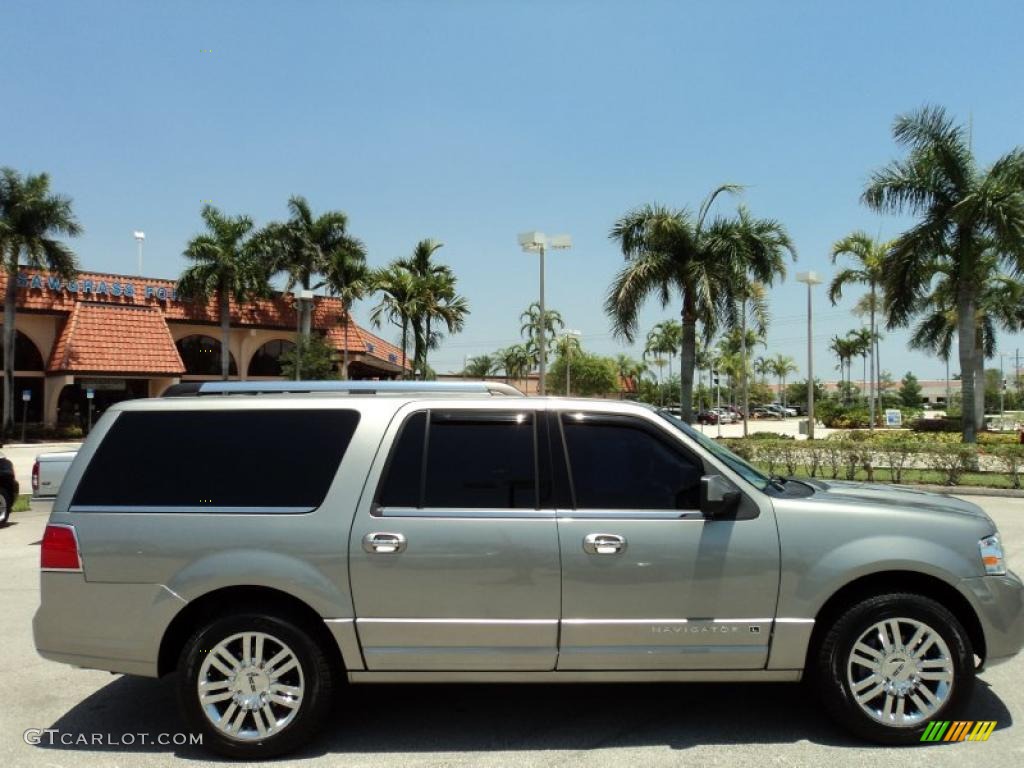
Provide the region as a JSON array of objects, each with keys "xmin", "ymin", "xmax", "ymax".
[
  {"xmin": 349, "ymin": 405, "xmax": 561, "ymax": 671},
  {"xmin": 553, "ymin": 410, "xmax": 781, "ymax": 670}
]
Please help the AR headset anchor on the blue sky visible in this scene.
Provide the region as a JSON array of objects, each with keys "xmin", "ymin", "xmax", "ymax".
[{"xmin": 6, "ymin": 0, "xmax": 1024, "ymax": 381}]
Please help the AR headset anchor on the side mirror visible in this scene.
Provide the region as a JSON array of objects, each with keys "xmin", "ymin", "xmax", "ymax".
[{"xmin": 700, "ymin": 474, "xmax": 741, "ymax": 519}]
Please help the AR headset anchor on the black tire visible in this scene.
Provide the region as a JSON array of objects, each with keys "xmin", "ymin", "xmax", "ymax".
[
  {"xmin": 814, "ymin": 592, "xmax": 974, "ymax": 744},
  {"xmin": 0, "ymin": 488, "xmax": 11, "ymax": 526},
  {"xmin": 176, "ymin": 612, "xmax": 335, "ymax": 759}
]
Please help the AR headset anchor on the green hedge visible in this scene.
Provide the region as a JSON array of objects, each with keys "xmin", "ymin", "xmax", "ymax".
[{"xmin": 718, "ymin": 437, "xmax": 1024, "ymax": 488}]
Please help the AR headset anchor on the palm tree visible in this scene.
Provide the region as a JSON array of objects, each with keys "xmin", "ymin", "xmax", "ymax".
[
  {"xmin": 369, "ymin": 264, "xmax": 418, "ymax": 377},
  {"xmin": 847, "ymin": 327, "xmax": 874, "ymax": 404},
  {"xmin": 463, "ymin": 354, "xmax": 498, "ymax": 378},
  {"xmin": 863, "ymin": 105, "xmax": 1024, "ymax": 442},
  {"xmin": 829, "ymin": 335, "xmax": 854, "ymax": 401},
  {"xmin": 497, "ymin": 344, "xmax": 532, "ymax": 385},
  {"xmin": 264, "ymin": 196, "xmax": 363, "ymax": 339},
  {"xmin": 768, "ymin": 354, "xmax": 798, "ymax": 411},
  {"xmin": 399, "ymin": 240, "xmax": 445, "ymax": 377},
  {"xmin": 520, "ymin": 302, "xmax": 564, "ymax": 372},
  {"xmin": 613, "ymin": 354, "xmax": 647, "ymax": 394},
  {"xmin": 909, "ymin": 256, "xmax": 1024, "ymax": 389},
  {"xmin": 178, "ymin": 206, "xmax": 268, "ymax": 381},
  {"xmin": 645, "ymin": 320, "xmax": 682, "ymax": 390},
  {"xmin": 0, "ymin": 168, "xmax": 81, "ymax": 438},
  {"xmin": 607, "ymin": 187, "xmax": 793, "ymax": 422},
  {"xmin": 321, "ymin": 233, "xmax": 368, "ymax": 380},
  {"xmin": 753, "ymin": 356, "xmax": 771, "ymax": 384},
  {"xmin": 829, "ymin": 232, "xmax": 892, "ymax": 428},
  {"xmin": 414, "ymin": 274, "xmax": 469, "ymax": 379}
]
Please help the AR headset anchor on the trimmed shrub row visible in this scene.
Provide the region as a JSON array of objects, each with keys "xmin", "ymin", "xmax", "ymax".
[{"xmin": 719, "ymin": 438, "xmax": 1024, "ymax": 488}]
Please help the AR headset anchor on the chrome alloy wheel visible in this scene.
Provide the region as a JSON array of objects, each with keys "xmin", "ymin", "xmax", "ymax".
[
  {"xmin": 846, "ymin": 617, "xmax": 954, "ymax": 726},
  {"xmin": 197, "ymin": 631, "xmax": 305, "ymax": 741}
]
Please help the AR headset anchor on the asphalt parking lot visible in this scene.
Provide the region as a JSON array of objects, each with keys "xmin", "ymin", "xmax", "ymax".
[{"xmin": 2, "ymin": 498, "xmax": 1022, "ymax": 768}]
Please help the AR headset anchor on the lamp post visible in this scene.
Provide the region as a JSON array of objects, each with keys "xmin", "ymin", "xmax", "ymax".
[
  {"xmin": 562, "ymin": 329, "xmax": 581, "ymax": 396},
  {"xmin": 133, "ymin": 231, "xmax": 145, "ymax": 274},
  {"xmin": 796, "ymin": 272, "xmax": 822, "ymax": 439},
  {"xmin": 518, "ymin": 232, "xmax": 572, "ymax": 396}
]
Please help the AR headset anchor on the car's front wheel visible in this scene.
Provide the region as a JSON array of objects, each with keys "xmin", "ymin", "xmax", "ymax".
[
  {"xmin": 815, "ymin": 592, "xmax": 974, "ymax": 744},
  {"xmin": 176, "ymin": 612, "xmax": 335, "ymax": 758}
]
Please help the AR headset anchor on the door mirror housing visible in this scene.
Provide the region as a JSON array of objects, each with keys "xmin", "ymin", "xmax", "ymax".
[{"xmin": 700, "ymin": 474, "xmax": 741, "ymax": 519}]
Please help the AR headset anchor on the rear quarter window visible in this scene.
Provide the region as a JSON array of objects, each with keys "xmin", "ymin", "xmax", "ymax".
[{"xmin": 72, "ymin": 409, "xmax": 360, "ymax": 510}]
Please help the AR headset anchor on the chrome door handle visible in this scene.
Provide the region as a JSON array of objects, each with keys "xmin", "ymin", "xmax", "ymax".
[
  {"xmin": 583, "ymin": 533, "xmax": 626, "ymax": 555},
  {"xmin": 363, "ymin": 532, "xmax": 407, "ymax": 554}
]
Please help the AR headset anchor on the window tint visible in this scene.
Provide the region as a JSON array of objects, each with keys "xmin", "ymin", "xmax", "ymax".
[
  {"xmin": 73, "ymin": 409, "xmax": 359, "ymax": 509},
  {"xmin": 562, "ymin": 415, "xmax": 703, "ymax": 510},
  {"xmin": 426, "ymin": 413, "xmax": 536, "ymax": 508},
  {"xmin": 378, "ymin": 410, "xmax": 537, "ymax": 509},
  {"xmin": 378, "ymin": 411, "xmax": 426, "ymax": 507}
]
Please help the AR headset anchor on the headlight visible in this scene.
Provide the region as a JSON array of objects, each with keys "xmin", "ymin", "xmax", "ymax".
[{"xmin": 979, "ymin": 534, "xmax": 1006, "ymax": 576}]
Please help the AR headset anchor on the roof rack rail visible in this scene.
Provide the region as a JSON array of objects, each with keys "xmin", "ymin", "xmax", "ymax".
[{"xmin": 161, "ymin": 381, "xmax": 524, "ymax": 398}]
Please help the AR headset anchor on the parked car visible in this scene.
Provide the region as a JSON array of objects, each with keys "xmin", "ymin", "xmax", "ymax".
[
  {"xmin": 710, "ymin": 407, "xmax": 736, "ymax": 424},
  {"xmin": 695, "ymin": 409, "xmax": 720, "ymax": 425},
  {"xmin": 0, "ymin": 453, "xmax": 19, "ymax": 525},
  {"xmin": 32, "ymin": 450, "xmax": 79, "ymax": 499},
  {"xmin": 771, "ymin": 403, "xmax": 798, "ymax": 417},
  {"xmin": 33, "ymin": 380, "xmax": 1024, "ymax": 757},
  {"xmin": 751, "ymin": 406, "xmax": 775, "ymax": 419}
]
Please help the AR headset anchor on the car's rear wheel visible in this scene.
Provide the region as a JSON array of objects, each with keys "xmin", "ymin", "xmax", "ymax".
[
  {"xmin": 815, "ymin": 592, "xmax": 974, "ymax": 744},
  {"xmin": 176, "ymin": 612, "xmax": 335, "ymax": 758},
  {"xmin": 0, "ymin": 488, "xmax": 11, "ymax": 526}
]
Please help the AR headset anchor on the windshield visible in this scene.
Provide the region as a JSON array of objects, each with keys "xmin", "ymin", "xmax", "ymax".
[{"xmin": 653, "ymin": 409, "xmax": 772, "ymax": 491}]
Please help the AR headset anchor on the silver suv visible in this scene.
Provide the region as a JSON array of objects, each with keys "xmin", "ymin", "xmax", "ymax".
[{"xmin": 33, "ymin": 381, "xmax": 1024, "ymax": 758}]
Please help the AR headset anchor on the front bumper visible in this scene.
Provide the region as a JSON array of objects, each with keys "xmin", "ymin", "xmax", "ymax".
[{"xmin": 959, "ymin": 570, "xmax": 1024, "ymax": 666}]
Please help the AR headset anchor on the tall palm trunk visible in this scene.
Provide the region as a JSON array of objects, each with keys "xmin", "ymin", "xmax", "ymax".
[
  {"xmin": 300, "ymin": 275, "xmax": 312, "ymax": 338},
  {"xmin": 400, "ymin": 318, "xmax": 409, "ymax": 380},
  {"xmin": 679, "ymin": 301, "xmax": 697, "ymax": 422},
  {"xmin": 741, "ymin": 302, "xmax": 749, "ymax": 437},
  {"xmin": 974, "ymin": 325, "xmax": 985, "ymax": 433},
  {"xmin": 3, "ymin": 260, "xmax": 18, "ymax": 438},
  {"xmin": 422, "ymin": 316, "xmax": 432, "ymax": 381},
  {"xmin": 219, "ymin": 286, "xmax": 231, "ymax": 380},
  {"xmin": 869, "ymin": 285, "xmax": 877, "ymax": 429},
  {"xmin": 341, "ymin": 301, "xmax": 350, "ymax": 381},
  {"xmin": 957, "ymin": 283, "xmax": 978, "ymax": 443}
]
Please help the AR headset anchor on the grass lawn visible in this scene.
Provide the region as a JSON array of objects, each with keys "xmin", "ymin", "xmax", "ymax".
[
  {"xmin": 752, "ymin": 464, "xmax": 1020, "ymax": 489},
  {"xmin": 13, "ymin": 494, "xmax": 31, "ymax": 513}
]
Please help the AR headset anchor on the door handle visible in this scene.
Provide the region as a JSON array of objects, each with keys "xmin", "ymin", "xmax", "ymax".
[
  {"xmin": 363, "ymin": 532, "xmax": 407, "ymax": 554},
  {"xmin": 583, "ymin": 533, "xmax": 626, "ymax": 555}
]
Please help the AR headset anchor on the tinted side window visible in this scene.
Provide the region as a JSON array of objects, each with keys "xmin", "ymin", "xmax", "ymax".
[
  {"xmin": 425, "ymin": 413, "xmax": 537, "ymax": 508},
  {"xmin": 73, "ymin": 409, "xmax": 359, "ymax": 509},
  {"xmin": 378, "ymin": 411, "xmax": 426, "ymax": 507},
  {"xmin": 561, "ymin": 415, "xmax": 702, "ymax": 510}
]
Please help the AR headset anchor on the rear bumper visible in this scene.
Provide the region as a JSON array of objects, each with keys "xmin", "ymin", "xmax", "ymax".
[
  {"xmin": 958, "ymin": 570, "xmax": 1024, "ymax": 666},
  {"xmin": 33, "ymin": 573, "xmax": 186, "ymax": 678}
]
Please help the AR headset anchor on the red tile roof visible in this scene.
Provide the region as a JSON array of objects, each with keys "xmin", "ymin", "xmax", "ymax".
[
  {"xmin": 2, "ymin": 269, "xmax": 410, "ymax": 370},
  {"xmin": 48, "ymin": 302, "xmax": 186, "ymax": 374}
]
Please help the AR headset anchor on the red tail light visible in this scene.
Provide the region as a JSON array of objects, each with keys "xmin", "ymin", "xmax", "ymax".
[
  {"xmin": 31, "ymin": 460, "xmax": 39, "ymax": 492},
  {"xmin": 41, "ymin": 524, "xmax": 81, "ymax": 570}
]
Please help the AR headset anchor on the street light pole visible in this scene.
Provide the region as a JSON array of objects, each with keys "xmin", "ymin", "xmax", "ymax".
[
  {"xmin": 797, "ymin": 272, "xmax": 822, "ymax": 439},
  {"xmin": 563, "ymin": 329, "xmax": 581, "ymax": 396},
  {"xmin": 518, "ymin": 232, "xmax": 571, "ymax": 396},
  {"xmin": 133, "ymin": 231, "xmax": 145, "ymax": 274}
]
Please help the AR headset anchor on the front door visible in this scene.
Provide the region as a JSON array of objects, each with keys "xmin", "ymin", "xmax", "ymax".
[
  {"xmin": 553, "ymin": 411, "xmax": 781, "ymax": 670},
  {"xmin": 349, "ymin": 406, "xmax": 560, "ymax": 671}
]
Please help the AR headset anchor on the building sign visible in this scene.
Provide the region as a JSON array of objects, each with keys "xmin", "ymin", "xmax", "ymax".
[
  {"xmin": 17, "ymin": 273, "xmax": 180, "ymax": 302},
  {"xmin": 885, "ymin": 409, "xmax": 902, "ymax": 427},
  {"xmin": 80, "ymin": 379, "xmax": 127, "ymax": 391}
]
